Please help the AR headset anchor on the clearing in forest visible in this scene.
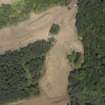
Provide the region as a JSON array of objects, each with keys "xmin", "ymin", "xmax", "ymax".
[{"xmin": 0, "ymin": 0, "xmax": 83, "ymax": 105}]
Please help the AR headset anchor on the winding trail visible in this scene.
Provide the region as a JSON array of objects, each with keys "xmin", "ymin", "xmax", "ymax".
[{"xmin": 0, "ymin": 0, "xmax": 83, "ymax": 105}]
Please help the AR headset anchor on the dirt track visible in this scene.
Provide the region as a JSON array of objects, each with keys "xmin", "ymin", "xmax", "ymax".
[
  {"xmin": 0, "ymin": 0, "xmax": 83, "ymax": 105},
  {"xmin": 0, "ymin": 0, "xmax": 13, "ymax": 5}
]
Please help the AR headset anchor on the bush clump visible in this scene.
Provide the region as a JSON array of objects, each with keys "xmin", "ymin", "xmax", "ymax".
[
  {"xmin": 49, "ymin": 24, "xmax": 60, "ymax": 35},
  {"xmin": 67, "ymin": 51, "xmax": 82, "ymax": 69},
  {"xmin": 0, "ymin": 0, "xmax": 70, "ymax": 28}
]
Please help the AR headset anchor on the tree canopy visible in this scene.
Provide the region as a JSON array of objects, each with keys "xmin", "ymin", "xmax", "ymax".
[
  {"xmin": 68, "ymin": 0, "xmax": 105, "ymax": 105},
  {"xmin": 0, "ymin": 40, "xmax": 51, "ymax": 104}
]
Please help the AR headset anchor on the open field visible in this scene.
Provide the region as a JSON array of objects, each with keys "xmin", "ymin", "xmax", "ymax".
[{"xmin": 0, "ymin": 0, "xmax": 83, "ymax": 105}]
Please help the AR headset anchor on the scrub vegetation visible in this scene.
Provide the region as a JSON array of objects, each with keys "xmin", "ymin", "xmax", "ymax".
[
  {"xmin": 68, "ymin": 0, "xmax": 105, "ymax": 105},
  {"xmin": 67, "ymin": 51, "xmax": 82, "ymax": 69},
  {"xmin": 49, "ymin": 24, "xmax": 60, "ymax": 35},
  {"xmin": 0, "ymin": 0, "xmax": 70, "ymax": 28}
]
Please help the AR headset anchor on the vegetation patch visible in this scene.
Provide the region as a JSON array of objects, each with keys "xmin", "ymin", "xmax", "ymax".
[
  {"xmin": 68, "ymin": 0, "xmax": 105, "ymax": 105},
  {"xmin": 49, "ymin": 24, "xmax": 60, "ymax": 35},
  {"xmin": 0, "ymin": 0, "xmax": 70, "ymax": 28},
  {"xmin": 67, "ymin": 51, "xmax": 82, "ymax": 69},
  {"xmin": 0, "ymin": 39, "xmax": 52, "ymax": 104}
]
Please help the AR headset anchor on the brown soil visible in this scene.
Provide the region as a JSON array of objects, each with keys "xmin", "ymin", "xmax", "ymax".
[{"xmin": 0, "ymin": 0, "xmax": 13, "ymax": 5}]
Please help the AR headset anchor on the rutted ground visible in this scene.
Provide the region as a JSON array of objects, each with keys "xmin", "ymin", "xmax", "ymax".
[{"xmin": 0, "ymin": 0, "xmax": 83, "ymax": 105}]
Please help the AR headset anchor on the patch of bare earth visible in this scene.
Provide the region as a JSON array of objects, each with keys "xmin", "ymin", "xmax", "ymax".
[
  {"xmin": 0, "ymin": 0, "xmax": 13, "ymax": 5},
  {"xmin": 0, "ymin": 0, "xmax": 83, "ymax": 105},
  {"xmin": 40, "ymin": 0, "xmax": 83, "ymax": 104}
]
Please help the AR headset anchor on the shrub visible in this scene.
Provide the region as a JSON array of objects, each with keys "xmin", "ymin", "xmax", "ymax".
[
  {"xmin": 0, "ymin": 40, "xmax": 51, "ymax": 104},
  {"xmin": 67, "ymin": 51, "xmax": 82, "ymax": 69},
  {"xmin": 49, "ymin": 24, "xmax": 60, "ymax": 35},
  {"xmin": 0, "ymin": 0, "xmax": 70, "ymax": 28}
]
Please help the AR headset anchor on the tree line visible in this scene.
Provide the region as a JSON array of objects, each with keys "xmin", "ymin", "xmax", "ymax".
[{"xmin": 68, "ymin": 0, "xmax": 105, "ymax": 105}]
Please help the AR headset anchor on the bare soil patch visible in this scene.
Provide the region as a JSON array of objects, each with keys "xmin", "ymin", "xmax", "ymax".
[
  {"xmin": 0, "ymin": 0, "xmax": 13, "ymax": 5},
  {"xmin": 40, "ymin": 0, "xmax": 83, "ymax": 101}
]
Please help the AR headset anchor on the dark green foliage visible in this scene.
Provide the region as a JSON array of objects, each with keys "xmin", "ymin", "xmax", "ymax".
[
  {"xmin": 0, "ymin": 0, "xmax": 70, "ymax": 28},
  {"xmin": 67, "ymin": 51, "xmax": 81, "ymax": 69},
  {"xmin": 0, "ymin": 40, "xmax": 51, "ymax": 104},
  {"xmin": 68, "ymin": 0, "xmax": 105, "ymax": 105},
  {"xmin": 49, "ymin": 24, "xmax": 60, "ymax": 35},
  {"xmin": 25, "ymin": 56, "xmax": 45, "ymax": 80},
  {"xmin": 0, "ymin": 4, "xmax": 13, "ymax": 28}
]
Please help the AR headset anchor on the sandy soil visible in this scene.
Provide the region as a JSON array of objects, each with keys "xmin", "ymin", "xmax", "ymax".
[
  {"xmin": 9, "ymin": 91, "xmax": 69, "ymax": 105},
  {"xmin": 40, "ymin": 0, "xmax": 83, "ymax": 102},
  {"xmin": 0, "ymin": 6, "xmax": 64, "ymax": 54},
  {"xmin": 0, "ymin": 0, "xmax": 83, "ymax": 105},
  {"xmin": 0, "ymin": 0, "xmax": 13, "ymax": 5}
]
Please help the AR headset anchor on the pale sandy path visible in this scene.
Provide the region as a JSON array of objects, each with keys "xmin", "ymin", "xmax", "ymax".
[
  {"xmin": 0, "ymin": 0, "xmax": 13, "ymax": 5},
  {"xmin": 0, "ymin": 0, "xmax": 83, "ymax": 105},
  {"xmin": 40, "ymin": 0, "xmax": 83, "ymax": 100}
]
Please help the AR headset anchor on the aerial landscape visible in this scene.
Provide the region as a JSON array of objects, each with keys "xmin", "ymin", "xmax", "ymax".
[{"xmin": 0, "ymin": 0, "xmax": 104, "ymax": 105}]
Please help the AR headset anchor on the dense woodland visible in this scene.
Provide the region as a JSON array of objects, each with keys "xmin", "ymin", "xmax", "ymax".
[
  {"xmin": 0, "ymin": 40, "xmax": 52, "ymax": 104},
  {"xmin": 0, "ymin": 0, "xmax": 70, "ymax": 28},
  {"xmin": 68, "ymin": 0, "xmax": 105, "ymax": 105}
]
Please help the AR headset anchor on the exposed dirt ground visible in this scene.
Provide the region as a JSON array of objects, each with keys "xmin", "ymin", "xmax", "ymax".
[
  {"xmin": 40, "ymin": 0, "xmax": 83, "ymax": 98},
  {"xmin": 0, "ymin": 0, "xmax": 13, "ymax": 5},
  {"xmin": 0, "ymin": 0, "xmax": 83, "ymax": 105}
]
